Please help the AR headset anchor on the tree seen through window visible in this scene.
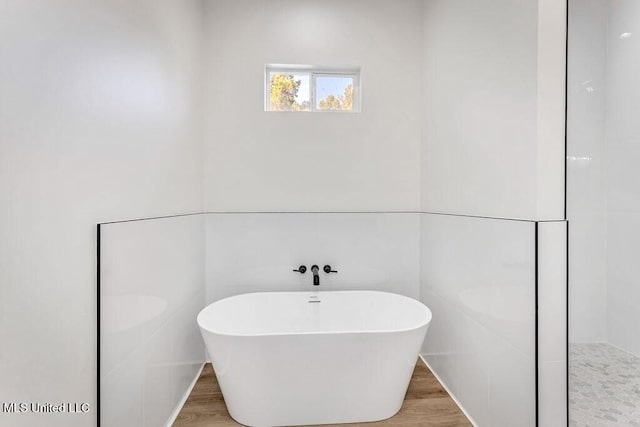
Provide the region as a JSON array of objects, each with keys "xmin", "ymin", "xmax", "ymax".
[{"xmin": 268, "ymin": 72, "xmax": 356, "ymax": 112}]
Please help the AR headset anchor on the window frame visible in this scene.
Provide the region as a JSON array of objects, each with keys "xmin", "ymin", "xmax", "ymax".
[{"xmin": 265, "ymin": 65, "xmax": 361, "ymax": 113}]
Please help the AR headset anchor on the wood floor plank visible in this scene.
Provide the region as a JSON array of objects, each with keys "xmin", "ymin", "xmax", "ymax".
[{"xmin": 173, "ymin": 359, "xmax": 471, "ymax": 427}]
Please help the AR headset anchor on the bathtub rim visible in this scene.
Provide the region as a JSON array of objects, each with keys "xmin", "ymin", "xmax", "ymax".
[{"xmin": 197, "ymin": 289, "xmax": 432, "ymax": 338}]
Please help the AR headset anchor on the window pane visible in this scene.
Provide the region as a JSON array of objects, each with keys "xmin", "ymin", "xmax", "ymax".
[
  {"xmin": 268, "ymin": 73, "xmax": 310, "ymax": 111},
  {"xmin": 315, "ymin": 76, "xmax": 355, "ymax": 111}
]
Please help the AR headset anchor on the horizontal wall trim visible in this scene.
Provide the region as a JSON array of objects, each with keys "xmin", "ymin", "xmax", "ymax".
[
  {"xmin": 420, "ymin": 212, "xmax": 566, "ymax": 223},
  {"xmin": 98, "ymin": 212, "xmax": 205, "ymax": 225},
  {"xmin": 99, "ymin": 211, "xmax": 567, "ymax": 226},
  {"xmin": 98, "ymin": 211, "xmax": 420, "ymax": 225}
]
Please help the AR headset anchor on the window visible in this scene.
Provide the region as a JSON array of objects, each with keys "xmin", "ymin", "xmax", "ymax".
[{"xmin": 265, "ymin": 65, "xmax": 360, "ymax": 112}]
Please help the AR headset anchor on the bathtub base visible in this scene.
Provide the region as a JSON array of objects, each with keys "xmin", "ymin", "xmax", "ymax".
[
  {"xmin": 203, "ymin": 330, "xmax": 426, "ymax": 427},
  {"xmin": 228, "ymin": 398, "xmax": 402, "ymax": 427},
  {"xmin": 229, "ymin": 405, "xmax": 402, "ymax": 427}
]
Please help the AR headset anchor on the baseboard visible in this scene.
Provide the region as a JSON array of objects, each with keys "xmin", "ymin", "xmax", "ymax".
[
  {"xmin": 599, "ymin": 342, "xmax": 640, "ymax": 360},
  {"xmin": 419, "ymin": 355, "xmax": 478, "ymax": 427},
  {"xmin": 165, "ymin": 363, "xmax": 205, "ymax": 427}
]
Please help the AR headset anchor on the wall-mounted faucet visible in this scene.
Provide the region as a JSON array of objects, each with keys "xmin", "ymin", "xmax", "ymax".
[
  {"xmin": 311, "ymin": 265, "xmax": 320, "ymax": 286},
  {"xmin": 293, "ymin": 264, "xmax": 338, "ymax": 286}
]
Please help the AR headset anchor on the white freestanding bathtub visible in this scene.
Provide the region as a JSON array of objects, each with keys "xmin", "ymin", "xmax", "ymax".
[{"xmin": 197, "ymin": 290, "xmax": 432, "ymax": 427}]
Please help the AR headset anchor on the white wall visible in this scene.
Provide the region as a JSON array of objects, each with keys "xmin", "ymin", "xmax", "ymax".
[
  {"xmin": 537, "ymin": 221, "xmax": 568, "ymax": 427},
  {"xmin": 205, "ymin": 213, "xmax": 420, "ymax": 302},
  {"xmin": 0, "ymin": 1, "xmax": 204, "ymax": 426},
  {"xmin": 420, "ymin": 0, "xmax": 567, "ymax": 425},
  {"xmin": 605, "ymin": 0, "xmax": 640, "ymax": 357},
  {"xmin": 568, "ymin": 0, "xmax": 640, "ymax": 356},
  {"xmin": 203, "ymin": 0, "xmax": 422, "ymax": 212},
  {"xmin": 566, "ymin": 0, "xmax": 608, "ymax": 343},
  {"xmin": 100, "ymin": 215, "xmax": 205, "ymax": 427},
  {"xmin": 421, "ymin": 214, "xmax": 537, "ymax": 426},
  {"xmin": 421, "ymin": 0, "xmax": 566, "ymax": 221}
]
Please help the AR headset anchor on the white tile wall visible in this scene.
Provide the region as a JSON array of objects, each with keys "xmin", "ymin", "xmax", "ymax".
[
  {"xmin": 608, "ymin": 213, "xmax": 640, "ymax": 356},
  {"xmin": 566, "ymin": 0, "xmax": 608, "ymax": 344},
  {"xmin": 0, "ymin": 2, "xmax": 204, "ymax": 425},
  {"xmin": 539, "ymin": 360, "xmax": 567, "ymax": 425},
  {"xmin": 487, "ymin": 329, "xmax": 536, "ymax": 427},
  {"xmin": 421, "ymin": 0, "xmax": 566, "ymax": 221},
  {"xmin": 605, "ymin": 0, "xmax": 640, "ymax": 358},
  {"xmin": 536, "ymin": 0, "xmax": 568, "ymax": 220},
  {"xmin": 100, "ymin": 215, "xmax": 206, "ymax": 427},
  {"xmin": 420, "ymin": 213, "xmax": 537, "ymax": 426},
  {"xmin": 568, "ymin": 0, "xmax": 640, "ymax": 358},
  {"xmin": 204, "ymin": 213, "xmax": 421, "ymax": 303},
  {"xmin": 203, "ymin": 0, "xmax": 422, "ymax": 212},
  {"xmin": 420, "ymin": 0, "xmax": 568, "ymax": 423},
  {"xmin": 537, "ymin": 221, "xmax": 568, "ymax": 426}
]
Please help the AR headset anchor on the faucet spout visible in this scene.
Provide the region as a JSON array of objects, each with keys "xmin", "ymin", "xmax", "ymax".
[{"xmin": 311, "ymin": 265, "xmax": 320, "ymax": 286}]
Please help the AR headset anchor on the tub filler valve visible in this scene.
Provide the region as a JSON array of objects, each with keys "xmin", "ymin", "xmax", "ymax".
[
  {"xmin": 323, "ymin": 265, "xmax": 338, "ymax": 274},
  {"xmin": 292, "ymin": 265, "xmax": 307, "ymax": 274}
]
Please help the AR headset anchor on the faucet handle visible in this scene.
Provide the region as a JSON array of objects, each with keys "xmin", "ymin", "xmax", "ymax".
[
  {"xmin": 293, "ymin": 265, "xmax": 307, "ymax": 274},
  {"xmin": 323, "ymin": 265, "xmax": 338, "ymax": 274}
]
